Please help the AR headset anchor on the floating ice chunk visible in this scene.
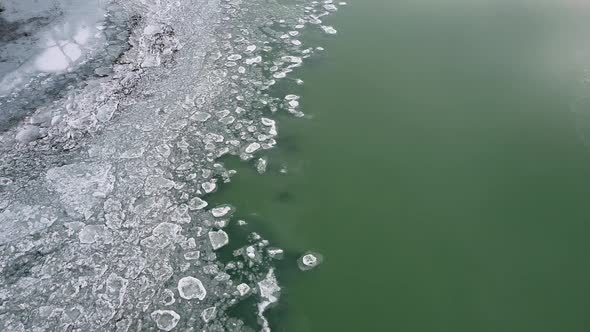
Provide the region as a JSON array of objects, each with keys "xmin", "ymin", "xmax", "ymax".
[
  {"xmin": 202, "ymin": 181, "xmax": 217, "ymax": 193},
  {"xmin": 208, "ymin": 230, "xmax": 229, "ymax": 250},
  {"xmin": 211, "ymin": 205, "xmax": 232, "ymax": 218},
  {"xmin": 267, "ymin": 247, "xmax": 284, "ymax": 260},
  {"xmin": 237, "ymin": 283, "xmax": 251, "ymax": 296},
  {"xmin": 258, "ymin": 269, "xmax": 281, "ymax": 332},
  {"xmin": 273, "ymin": 72, "xmax": 287, "ymax": 79},
  {"xmin": 289, "ymin": 31, "xmax": 300, "ymax": 36},
  {"xmin": 188, "ymin": 197, "xmax": 208, "ymax": 210},
  {"xmin": 256, "ymin": 158, "xmax": 268, "ymax": 174},
  {"xmin": 227, "ymin": 54, "xmax": 242, "ymax": 61},
  {"xmin": 288, "ymin": 100, "xmax": 300, "ymax": 108},
  {"xmin": 245, "ymin": 56, "xmax": 262, "ymax": 65},
  {"xmin": 201, "ymin": 306, "xmax": 216, "ymax": 323},
  {"xmin": 63, "ymin": 43, "xmax": 82, "ymax": 62},
  {"xmin": 35, "ymin": 46, "xmax": 69, "ymax": 72},
  {"xmin": 245, "ymin": 142, "xmax": 261, "ymax": 153},
  {"xmin": 339, "ymin": 1, "xmax": 347, "ymax": 5},
  {"xmin": 15, "ymin": 126, "xmax": 41, "ymax": 143},
  {"xmin": 150, "ymin": 310, "xmax": 180, "ymax": 331},
  {"xmin": 298, "ymin": 252, "xmax": 324, "ymax": 271},
  {"xmin": 285, "ymin": 94, "xmax": 300, "ymax": 101},
  {"xmin": 291, "ymin": 39, "xmax": 302, "ymax": 46},
  {"xmin": 320, "ymin": 25, "xmax": 338, "ymax": 35},
  {"xmin": 177, "ymin": 276, "xmax": 207, "ymax": 300},
  {"xmin": 246, "ymin": 45, "xmax": 257, "ymax": 53},
  {"xmin": 282, "ymin": 55, "xmax": 303, "ymax": 64},
  {"xmin": 324, "ymin": 4, "xmax": 338, "ymax": 11}
]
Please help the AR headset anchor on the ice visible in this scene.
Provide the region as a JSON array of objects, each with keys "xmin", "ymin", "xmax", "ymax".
[
  {"xmin": 15, "ymin": 125, "xmax": 41, "ymax": 143},
  {"xmin": 150, "ymin": 310, "xmax": 180, "ymax": 331},
  {"xmin": 208, "ymin": 230, "xmax": 229, "ymax": 250},
  {"xmin": 188, "ymin": 197, "xmax": 208, "ymax": 210},
  {"xmin": 245, "ymin": 55, "xmax": 262, "ymax": 65},
  {"xmin": 245, "ymin": 45, "xmax": 257, "ymax": 53},
  {"xmin": 320, "ymin": 25, "xmax": 338, "ymax": 34},
  {"xmin": 35, "ymin": 46, "xmax": 70, "ymax": 72},
  {"xmin": 267, "ymin": 247, "xmax": 284, "ymax": 260},
  {"xmin": 63, "ymin": 43, "xmax": 82, "ymax": 62},
  {"xmin": 96, "ymin": 101, "xmax": 119, "ymax": 123},
  {"xmin": 46, "ymin": 163, "xmax": 115, "ymax": 219},
  {"xmin": 177, "ymin": 276, "xmax": 207, "ymax": 300},
  {"xmin": 227, "ymin": 54, "xmax": 242, "ymax": 61},
  {"xmin": 211, "ymin": 205, "xmax": 232, "ymax": 218},
  {"xmin": 257, "ymin": 269, "xmax": 281, "ymax": 332},
  {"xmin": 256, "ymin": 157, "xmax": 268, "ymax": 174},
  {"xmin": 202, "ymin": 181, "xmax": 217, "ymax": 193},
  {"xmin": 73, "ymin": 27, "xmax": 91, "ymax": 45},
  {"xmin": 190, "ymin": 111, "xmax": 212, "ymax": 122},
  {"xmin": 237, "ymin": 283, "xmax": 251, "ymax": 296},
  {"xmin": 298, "ymin": 252, "xmax": 324, "ymax": 271},
  {"xmin": 79, "ymin": 224, "xmax": 106, "ymax": 244},
  {"xmin": 245, "ymin": 142, "xmax": 261, "ymax": 153},
  {"xmin": 201, "ymin": 306, "xmax": 216, "ymax": 323},
  {"xmin": 0, "ymin": 205, "xmax": 57, "ymax": 245}
]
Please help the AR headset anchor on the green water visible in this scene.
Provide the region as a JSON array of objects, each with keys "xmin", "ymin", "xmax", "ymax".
[{"xmin": 216, "ymin": 1, "xmax": 590, "ymax": 331}]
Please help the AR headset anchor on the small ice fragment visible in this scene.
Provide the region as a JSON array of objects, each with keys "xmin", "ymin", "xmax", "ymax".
[
  {"xmin": 291, "ymin": 39, "xmax": 302, "ymax": 46},
  {"xmin": 285, "ymin": 94, "xmax": 299, "ymax": 101},
  {"xmin": 324, "ymin": 4, "xmax": 338, "ymax": 11},
  {"xmin": 246, "ymin": 45, "xmax": 257, "ymax": 53},
  {"xmin": 188, "ymin": 197, "xmax": 208, "ymax": 210},
  {"xmin": 190, "ymin": 112, "xmax": 211, "ymax": 122},
  {"xmin": 151, "ymin": 310, "xmax": 180, "ymax": 331},
  {"xmin": 298, "ymin": 252, "xmax": 324, "ymax": 271},
  {"xmin": 211, "ymin": 205, "xmax": 232, "ymax": 218},
  {"xmin": 202, "ymin": 181, "xmax": 217, "ymax": 193},
  {"xmin": 177, "ymin": 276, "xmax": 207, "ymax": 300},
  {"xmin": 245, "ymin": 56, "xmax": 262, "ymax": 65},
  {"xmin": 320, "ymin": 25, "xmax": 338, "ymax": 35},
  {"xmin": 245, "ymin": 142, "xmax": 261, "ymax": 154},
  {"xmin": 227, "ymin": 54, "xmax": 242, "ymax": 61},
  {"xmin": 267, "ymin": 247, "xmax": 284, "ymax": 260},
  {"xmin": 201, "ymin": 306, "xmax": 216, "ymax": 323},
  {"xmin": 237, "ymin": 283, "xmax": 251, "ymax": 296},
  {"xmin": 256, "ymin": 158, "xmax": 268, "ymax": 174},
  {"xmin": 208, "ymin": 230, "xmax": 229, "ymax": 250}
]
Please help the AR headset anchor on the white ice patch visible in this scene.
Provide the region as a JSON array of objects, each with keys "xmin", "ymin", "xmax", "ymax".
[
  {"xmin": 35, "ymin": 46, "xmax": 70, "ymax": 72},
  {"xmin": 177, "ymin": 276, "xmax": 207, "ymax": 300},
  {"xmin": 257, "ymin": 269, "xmax": 281, "ymax": 332},
  {"xmin": 320, "ymin": 25, "xmax": 338, "ymax": 35},
  {"xmin": 208, "ymin": 230, "xmax": 229, "ymax": 250}
]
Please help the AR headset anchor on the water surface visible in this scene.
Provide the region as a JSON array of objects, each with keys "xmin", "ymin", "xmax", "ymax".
[{"xmin": 215, "ymin": 1, "xmax": 590, "ymax": 331}]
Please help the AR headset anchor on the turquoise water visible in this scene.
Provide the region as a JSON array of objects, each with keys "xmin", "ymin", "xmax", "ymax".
[{"xmin": 215, "ymin": 1, "xmax": 590, "ymax": 331}]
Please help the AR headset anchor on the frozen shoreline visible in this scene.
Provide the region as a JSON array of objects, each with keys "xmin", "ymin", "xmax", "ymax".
[{"xmin": 0, "ymin": 0, "xmax": 342, "ymax": 330}]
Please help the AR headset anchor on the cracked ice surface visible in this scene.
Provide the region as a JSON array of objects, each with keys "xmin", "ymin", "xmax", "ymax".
[{"xmin": 0, "ymin": 0, "xmax": 343, "ymax": 330}]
